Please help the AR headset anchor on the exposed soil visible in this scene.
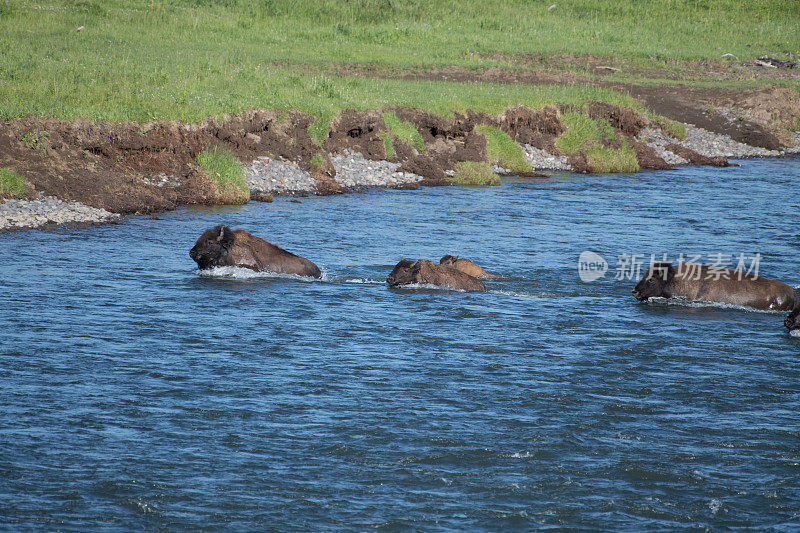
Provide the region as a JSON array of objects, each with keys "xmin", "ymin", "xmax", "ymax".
[
  {"xmin": 2, "ymin": 65, "xmax": 796, "ymax": 215},
  {"xmin": 325, "ymin": 109, "xmax": 386, "ymax": 161},
  {"xmin": 628, "ymin": 140, "xmax": 674, "ymax": 171},
  {"xmin": 613, "ymin": 84, "xmax": 783, "ymax": 150},
  {"xmin": 499, "ymin": 105, "xmax": 564, "ymax": 153},
  {"xmin": 322, "ymin": 61, "xmax": 796, "ymax": 150},
  {"xmin": 0, "ymin": 110, "xmax": 339, "ymax": 213},
  {"xmin": 665, "ymin": 144, "xmax": 736, "ymax": 167},
  {"xmin": 476, "ymin": 52, "xmax": 800, "ymax": 83}
]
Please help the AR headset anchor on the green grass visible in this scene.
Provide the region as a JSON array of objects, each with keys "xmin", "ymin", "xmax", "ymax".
[
  {"xmin": 20, "ymin": 131, "xmax": 50, "ymax": 156},
  {"xmin": 380, "ymin": 132, "xmax": 395, "ymax": 160},
  {"xmin": 556, "ymin": 111, "xmax": 639, "ymax": 173},
  {"xmin": 0, "ymin": 167, "xmax": 28, "ymax": 198},
  {"xmin": 4, "ymin": 1, "xmax": 793, "ymax": 72},
  {"xmin": 308, "ymin": 109, "xmax": 336, "ymax": 146},
  {"xmin": 2, "ymin": 0, "xmax": 793, "ymax": 123},
  {"xmin": 195, "ymin": 146, "xmax": 248, "ymax": 204},
  {"xmin": 448, "ymin": 161, "xmax": 500, "ymax": 186},
  {"xmin": 382, "ymin": 112, "xmax": 425, "ymax": 153},
  {"xmin": 585, "ymin": 140, "xmax": 640, "ymax": 174},
  {"xmin": 644, "ymin": 112, "xmax": 687, "ymax": 140},
  {"xmin": 310, "ymin": 152, "xmax": 325, "ymax": 167},
  {"xmin": 556, "ymin": 112, "xmax": 605, "ymax": 156},
  {"xmin": 661, "ymin": 119, "xmax": 687, "ymax": 141},
  {"xmin": 476, "ymin": 125, "xmax": 531, "ymax": 174}
]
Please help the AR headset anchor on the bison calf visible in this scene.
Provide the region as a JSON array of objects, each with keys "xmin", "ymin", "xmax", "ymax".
[
  {"xmin": 387, "ymin": 259, "xmax": 486, "ymax": 292},
  {"xmin": 439, "ymin": 255, "xmax": 497, "ymax": 279}
]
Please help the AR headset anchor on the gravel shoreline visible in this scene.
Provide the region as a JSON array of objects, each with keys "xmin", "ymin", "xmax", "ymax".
[
  {"xmin": 0, "ymin": 195, "xmax": 121, "ymax": 232},
  {"xmin": 2, "ymin": 122, "xmax": 799, "ymax": 232},
  {"xmin": 245, "ymin": 150, "xmax": 425, "ymax": 195}
]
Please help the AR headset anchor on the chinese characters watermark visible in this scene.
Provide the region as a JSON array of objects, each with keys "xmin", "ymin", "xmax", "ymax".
[{"xmin": 578, "ymin": 252, "xmax": 762, "ymax": 282}]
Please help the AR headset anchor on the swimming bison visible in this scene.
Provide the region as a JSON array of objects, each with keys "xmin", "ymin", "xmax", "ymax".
[
  {"xmin": 189, "ymin": 225, "xmax": 322, "ymax": 278},
  {"xmin": 632, "ymin": 262, "xmax": 796, "ymax": 311},
  {"xmin": 387, "ymin": 259, "xmax": 486, "ymax": 292},
  {"xmin": 439, "ymin": 255, "xmax": 497, "ymax": 279}
]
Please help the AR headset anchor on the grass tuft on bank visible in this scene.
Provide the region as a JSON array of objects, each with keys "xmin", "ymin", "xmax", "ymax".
[
  {"xmin": 585, "ymin": 140, "xmax": 640, "ymax": 174},
  {"xmin": 647, "ymin": 113, "xmax": 686, "ymax": 141},
  {"xmin": 476, "ymin": 125, "xmax": 531, "ymax": 174},
  {"xmin": 556, "ymin": 112, "xmax": 641, "ymax": 173},
  {"xmin": 195, "ymin": 147, "xmax": 249, "ymax": 204},
  {"xmin": 448, "ymin": 161, "xmax": 500, "ymax": 186},
  {"xmin": 380, "ymin": 132, "xmax": 396, "ymax": 160},
  {"xmin": 309, "ymin": 111, "xmax": 336, "ymax": 146},
  {"xmin": 0, "ymin": 167, "xmax": 28, "ymax": 198},
  {"xmin": 557, "ymin": 112, "xmax": 612, "ymax": 155},
  {"xmin": 382, "ymin": 112, "xmax": 426, "ymax": 153}
]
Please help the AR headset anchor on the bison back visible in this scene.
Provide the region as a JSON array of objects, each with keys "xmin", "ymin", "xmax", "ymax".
[{"xmin": 673, "ymin": 265, "xmax": 796, "ymax": 311}]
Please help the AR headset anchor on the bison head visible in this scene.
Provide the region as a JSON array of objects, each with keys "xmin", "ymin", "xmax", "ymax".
[
  {"xmin": 387, "ymin": 259, "xmax": 420, "ymax": 286},
  {"xmin": 785, "ymin": 306, "xmax": 800, "ymax": 331},
  {"xmin": 439, "ymin": 255, "xmax": 458, "ymax": 267},
  {"xmin": 189, "ymin": 225, "xmax": 235, "ymax": 269},
  {"xmin": 632, "ymin": 262, "xmax": 675, "ymax": 301}
]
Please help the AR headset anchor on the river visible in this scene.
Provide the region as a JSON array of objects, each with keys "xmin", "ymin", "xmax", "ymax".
[{"xmin": 1, "ymin": 158, "xmax": 798, "ymax": 530}]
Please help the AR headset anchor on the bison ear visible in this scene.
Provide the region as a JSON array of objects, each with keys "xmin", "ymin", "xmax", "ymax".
[
  {"xmin": 215, "ymin": 225, "xmax": 226, "ymax": 242},
  {"xmin": 652, "ymin": 261, "xmax": 674, "ymax": 281},
  {"xmin": 217, "ymin": 225, "xmax": 234, "ymax": 242},
  {"xmin": 215, "ymin": 225, "xmax": 235, "ymax": 248},
  {"xmin": 664, "ymin": 263, "xmax": 676, "ymax": 282}
]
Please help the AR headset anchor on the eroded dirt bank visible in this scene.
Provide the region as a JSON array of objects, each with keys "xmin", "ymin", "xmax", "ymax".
[{"xmin": 1, "ymin": 88, "xmax": 798, "ymax": 217}]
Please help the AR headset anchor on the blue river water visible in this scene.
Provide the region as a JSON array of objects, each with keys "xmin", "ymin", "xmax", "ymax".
[{"xmin": 1, "ymin": 158, "xmax": 799, "ymax": 530}]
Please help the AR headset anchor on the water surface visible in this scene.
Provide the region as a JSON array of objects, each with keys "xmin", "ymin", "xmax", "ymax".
[{"xmin": 2, "ymin": 159, "xmax": 799, "ymax": 530}]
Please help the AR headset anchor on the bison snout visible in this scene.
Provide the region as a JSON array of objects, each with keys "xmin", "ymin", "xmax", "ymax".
[
  {"xmin": 786, "ymin": 315, "xmax": 796, "ymax": 330},
  {"xmin": 632, "ymin": 289, "xmax": 640, "ymax": 298}
]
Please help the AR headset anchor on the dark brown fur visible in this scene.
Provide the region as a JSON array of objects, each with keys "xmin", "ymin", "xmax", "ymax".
[
  {"xmin": 189, "ymin": 225, "xmax": 322, "ymax": 278},
  {"xmin": 633, "ymin": 262, "xmax": 796, "ymax": 311},
  {"xmin": 439, "ymin": 255, "xmax": 497, "ymax": 279},
  {"xmin": 387, "ymin": 259, "xmax": 486, "ymax": 291}
]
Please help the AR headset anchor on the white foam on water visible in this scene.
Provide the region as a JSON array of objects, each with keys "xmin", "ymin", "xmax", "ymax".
[
  {"xmin": 643, "ymin": 296, "xmax": 788, "ymax": 314},
  {"xmin": 790, "ymin": 329, "xmax": 800, "ymax": 338},
  {"xmin": 197, "ymin": 265, "xmax": 324, "ymax": 282},
  {"xmin": 343, "ymin": 278, "xmax": 385, "ymax": 285},
  {"xmin": 503, "ymin": 451, "xmax": 536, "ymax": 458},
  {"xmin": 390, "ymin": 282, "xmax": 469, "ymax": 292},
  {"xmin": 489, "ymin": 289, "xmax": 551, "ymax": 298},
  {"xmin": 708, "ymin": 498, "xmax": 724, "ymax": 515}
]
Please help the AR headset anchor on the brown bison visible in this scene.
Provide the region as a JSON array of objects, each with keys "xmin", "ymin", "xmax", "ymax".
[
  {"xmin": 633, "ymin": 262, "xmax": 796, "ymax": 311},
  {"xmin": 386, "ymin": 259, "xmax": 486, "ymax": 292},
  {"xmin": 439, "ymin": 255, "xmax": 497, "ymax": 279},
  {"xmin": 189, "ymin": 225, "xmax": 322, "ymax": 278},
  {"xmin": 785, "ymin": 306, "xmax": 800, "ymax": 333}
]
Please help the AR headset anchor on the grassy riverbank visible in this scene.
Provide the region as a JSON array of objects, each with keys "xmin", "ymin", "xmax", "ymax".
[
  {"xmin": 1, "ymin": 0, "xmax": 798, "ymax": 124},
  {"xmin": 1, "ymin": 0, "xmax": 798, "ymax": 213}
]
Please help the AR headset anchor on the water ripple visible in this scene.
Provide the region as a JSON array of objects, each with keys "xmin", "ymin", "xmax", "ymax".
[{"xmin": 1, "ymin": 159, "xmax": 799, "ymax": 530}]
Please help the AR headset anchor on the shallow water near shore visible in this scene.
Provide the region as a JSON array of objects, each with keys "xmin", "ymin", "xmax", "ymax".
[{"xmin": 2, "ymin": 158, "xmax": 799, "ymax": 530}]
